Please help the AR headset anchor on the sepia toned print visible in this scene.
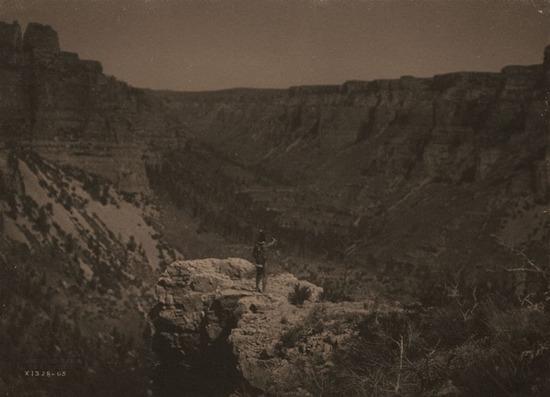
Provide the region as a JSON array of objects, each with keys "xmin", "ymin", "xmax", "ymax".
[{"xmin": 0, "ymin": 1, "xmax": 550, "ymax": 396}]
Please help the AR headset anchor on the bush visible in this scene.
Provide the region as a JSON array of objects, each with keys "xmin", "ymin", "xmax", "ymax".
[
  {"xmin": 449, "ymin": 304, "xmax": 550, "ymax": 396},
  {"xmin": 279, "ymin": 307, "xmax": 326, "ymax": 350},
  {"xmin": 288, "ymin": 284, "xmax": 311, "ymax": 305},
  {"xmin": 320, "ymin": 310, "xmax": 421, "ymax": 396},
  {"xmin": 320, "ymin": 277, "xmax": 354, "ymax": 302},
  {"xmin": 127, "ymin": 235, "xmax": 137, "ymax": 252},
  {"xmin": 280, "ymin": 324, "xmax": 306, "ymax": 348},
  {"xmin": 60, "ymin": 190, "xmax": 74, "ymax": 211},
  {"xmin": 35, "ymin": 206, "xmax": 50, "ymax": 234}
]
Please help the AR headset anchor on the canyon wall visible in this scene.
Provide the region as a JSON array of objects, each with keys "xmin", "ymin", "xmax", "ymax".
[
  {"xmin": 162, "ymin": 63, "xmax": 548, "ymax": 186},
  {"xmin": 2, "ymin": 20, "xmax": 550, "ymax": 273},
  {"xmin": 0, "ymin": 21, "xmax": 182, "ymax": 192},
  {"xmin": 150, "ymin": 51, "xmax": 550, "ymax": 271},
  {"xmin": 1, "ymin": 21, "xmax": 548, "ymax": 195}
]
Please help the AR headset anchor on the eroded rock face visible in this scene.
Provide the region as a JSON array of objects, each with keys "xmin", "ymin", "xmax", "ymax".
[
  {"xmin": 0, "ymin": 19, "xmax": 548, "ymax": 199},
  {"xmin": 0, "ymin": 20, "xmax": 180, "ymax": 192},
  {"xmin": 150, "ymin": 258, "xmax": 374, "ymax": 396},
  {"xmin": 23, "ymin": 22, "xmax": 59, "ymax": 54},
  {"xmin": 0, "ymin": 21, "xmax": 22, "ymax": 55},
  {"xmin": 149, "ymin": 47, "xmax": 550, "ymax": 275},
  {"xmin": 2, "ymin": 19, "xmax": 550, "ymax": 278}
]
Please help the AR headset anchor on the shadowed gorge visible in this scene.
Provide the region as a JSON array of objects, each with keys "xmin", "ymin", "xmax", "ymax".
[{"xmin": 1, "ymin": 20, "xmax": 550, "ymax": 397}]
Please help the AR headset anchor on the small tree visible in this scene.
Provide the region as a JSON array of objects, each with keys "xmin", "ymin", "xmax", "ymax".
[
  {"xmin": 35, "ymin": 206, "xmax": 50, "ymax": 234},
  {"xmin": 126, "ymin": 235, "xmax": 137, "ymax": 252}
]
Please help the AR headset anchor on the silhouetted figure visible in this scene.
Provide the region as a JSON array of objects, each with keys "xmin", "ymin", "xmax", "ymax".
[{"xmin": 252, "ymin": 230, "xmax": 276, "ymax": 293}]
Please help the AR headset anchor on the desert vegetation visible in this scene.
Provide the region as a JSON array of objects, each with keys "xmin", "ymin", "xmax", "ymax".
[
  {"xmin": 286, "ymin": 252, "xmax": 550, "ymax": 397},
  {"xmin": 288, "ymin": 283, "xmax": 312, "ymax": 306},
  {"xmin": 0, "ymin": 241, "xmax": 152, "ymax": 397}
]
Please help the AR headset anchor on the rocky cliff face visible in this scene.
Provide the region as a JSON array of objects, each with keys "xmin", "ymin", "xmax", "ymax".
[
  {"xmin": 150, "ymin": 258, "xmax": 384, "ymax": 397},
  {"xmin": 150, "ymin": 254, "xmax": 550, "ymax": 397},
  {"xmin": 1, "ymin": 20, "xmax": 548, "ymax": 196},
  {"xmin": 0, "ymin": 148, "xmax": 186, "ymax": 396},
  {"xmin": 23, "ymin": 22, "xmax": 60, "ymax": 54},
  {"xmin": 158, "ymin": 64, "xmax": 546, "ymax": 184},
  {"xmin": 2, "ymin": 19, "xmax": 550, "ymax": 284},
  {"xmin": 0, "ymin": 21, "xmax": 182, "ymax": 193},
  {"xmin": 150, "ymin": 51, "xmax": 550, "ymax": 278}
]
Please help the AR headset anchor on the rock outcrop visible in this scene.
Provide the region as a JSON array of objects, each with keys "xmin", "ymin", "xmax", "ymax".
[
  {"xmin": 0, "ymin": 21, "xmax": 181, "ymax": 192},
  {"xmin": 23, "ymin": 22, "xmax": 60, "ymax": 54},
  {"xmin": 0, "ymin": 21, "xmax": 21, "ymax": 46},
  {"xmin": 150, "ymin": 258, "xmax": 374, "ymax": 396}
]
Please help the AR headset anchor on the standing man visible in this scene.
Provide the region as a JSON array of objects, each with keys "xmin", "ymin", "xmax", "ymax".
[{"xmin": 253, "ymin": 229, "xmax": 277, "ymax": 293}]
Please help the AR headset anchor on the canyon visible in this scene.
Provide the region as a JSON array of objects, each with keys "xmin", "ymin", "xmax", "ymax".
[
  {"xmin": 1, "ymin": 20, "xmax": 550, "ymax": 397},
  {"xmin": 2, "ymin": 21, "xmax": 550, "ymax": 271}
]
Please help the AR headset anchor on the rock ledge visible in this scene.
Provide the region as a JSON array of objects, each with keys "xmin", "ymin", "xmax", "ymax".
[{"xmin": 150, "ymin": 258, "xmax": 371, "ymax": 396}]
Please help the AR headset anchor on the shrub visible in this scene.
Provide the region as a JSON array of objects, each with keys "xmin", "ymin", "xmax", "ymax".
[
  {"xmin": 65, "ymin": 233, "xmax": 76, "ymax": 253},
  {"xmin": 60, "ymin": 190, "xmax": 74, "ymax": 210},
  {"xmin": 449, "ymin": 304, "xmax": 550, "ymax": 396},
  {"xmin": 288, "ymin": 284, "xmax": 311, "ymax": 305},
  {"xmin": 320, "ymin": 277, "xmax": 354, "ymax": 302},
  {"xmin": 320, "ymin": 310, "xmax": 421, "ymax": 396},
  {"xmin": 127, "ymin": 235, "xmax": 137, "ymax": 252},
  {"xmin": 280, "ymin": 324, "xmax": 306, "ymax": 348},
  {"xmin": 35, "ymin": 206, "xmax": 50, "ymax": 234},
  {"xmin": 83, "ymin": 175, "xmax": 102, "ymax": 200}
]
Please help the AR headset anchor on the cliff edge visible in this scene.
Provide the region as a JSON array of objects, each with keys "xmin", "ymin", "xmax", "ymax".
[{"xmin": 149, "ymin": 258, "xmax": 383, "ymax": 396}]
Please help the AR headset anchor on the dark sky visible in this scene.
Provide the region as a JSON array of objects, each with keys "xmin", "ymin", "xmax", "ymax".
[{"xmin": 1, "ymin": 0, "xmax": 549, "ymax": 91}]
